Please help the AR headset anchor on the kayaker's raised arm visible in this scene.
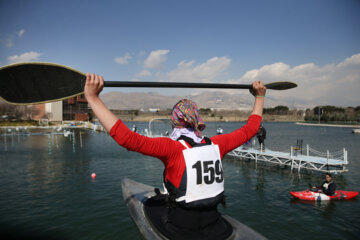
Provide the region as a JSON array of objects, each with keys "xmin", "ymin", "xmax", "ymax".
[
  {"xmin": 250, "ymin": 80, "xmax": 266, "ymax": 117},
  {"xmin": 84, "ymin": 73, "xmax": 118, "ymax": 132},
  {"xmin": 211, "ymin": 80, "xmax": 266, "ymax": 156}
]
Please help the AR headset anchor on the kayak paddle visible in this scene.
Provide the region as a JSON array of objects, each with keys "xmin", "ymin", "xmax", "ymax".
[{"xmin": 0, "ymin": 62, "xmax": 297, "ymax": 105}]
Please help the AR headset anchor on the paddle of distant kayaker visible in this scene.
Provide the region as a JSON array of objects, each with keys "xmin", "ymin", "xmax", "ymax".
[{"xmin": 84, "ymin": 73, "xmax": 266, "ymax": 240}]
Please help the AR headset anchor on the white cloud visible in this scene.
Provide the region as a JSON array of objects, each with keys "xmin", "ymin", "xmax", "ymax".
[
  {"xmin": 5, "ymin": 35, "xmax": 14, "ymax": 47},
  {"xmin": 163, "ymin": 56, "xmax": 231, "ymax": 83},
  {"xmin": 235, "ymin": 53, "xmax": 360, "ymax": 107},
  {"xmin": 1, "ymin": 29, "xmax": 25, "ymax": 47},
  {"xmin": 115, "ymin": 53, "xmax": 132, "ymax": 65},
  {"xmin": 144, "ymin": 49, "xmax": 169, "ymax": 69},
  {"xmin": 7, "ymin": 51, "xmax": 41, "ymax": 64},
  {"xmin": 136, "ymin": 69, "xmax": 152, "ymax": 77},
  {"xmin": 18, "ymin": 29, "xmax": 25, "ymax": 37}
]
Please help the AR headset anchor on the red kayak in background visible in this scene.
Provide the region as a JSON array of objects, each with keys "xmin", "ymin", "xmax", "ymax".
[{"xmin": 290, "ymin": 190, "xmax": 359, "ymax": 201}]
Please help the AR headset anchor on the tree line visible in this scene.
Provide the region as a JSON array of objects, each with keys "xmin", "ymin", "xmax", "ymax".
[
  {"xmin": 0, "ymin": 103, "xmax": 39, "ymax": 121},
  {"xmin": 304, "ymin": 106, "xmax": 360, "ymax": 123},
  {"xmin": 2, "ymin": 100, "xmax": 359, "ymax": 124}
]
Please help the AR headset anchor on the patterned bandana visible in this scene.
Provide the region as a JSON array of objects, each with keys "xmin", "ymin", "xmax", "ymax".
[{"xmin": 171, "ymin": 99, "xmax": 205, "ymax": 137}]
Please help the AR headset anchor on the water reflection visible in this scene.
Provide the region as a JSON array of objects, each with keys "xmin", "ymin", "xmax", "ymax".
[
  {"xmin": 255, "ymin": 168, "xmax": 265, "ymax": 196},
  {"xmin": 290, "ymin": 198, "xmax": 335, "ymax": 217}
]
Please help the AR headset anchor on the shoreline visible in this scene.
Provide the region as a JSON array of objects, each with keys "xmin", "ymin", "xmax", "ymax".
[
  {"xmin": 3, "ymin": 115, "xmax": 359, "ymax": 128},
  {"xmin": 296, "ymin": 122, "xmax": 359, "ymax": 128},
  {"xmin": 111, "ymin": 113, "xmax": 303, "ymax": 123}
]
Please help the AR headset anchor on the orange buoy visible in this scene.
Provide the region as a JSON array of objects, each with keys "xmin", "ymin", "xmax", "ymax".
[{"xmin": 91, "ymin": 173, "xmax": 96, "ymax": 179}]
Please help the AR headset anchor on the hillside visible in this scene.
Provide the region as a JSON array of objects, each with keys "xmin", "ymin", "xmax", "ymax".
[{"xmin": 100, "ymin": 91, "xmax": 281, "ymax": 110}]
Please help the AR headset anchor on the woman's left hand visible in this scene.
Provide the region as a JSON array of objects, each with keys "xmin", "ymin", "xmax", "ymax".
[
  {"xmin": 84, "ymin": 73, "xmax": 104, "ymax": 102},
  {"xmin": 250, "ymin": 80, "xmax": 267, "ymax": 97}
]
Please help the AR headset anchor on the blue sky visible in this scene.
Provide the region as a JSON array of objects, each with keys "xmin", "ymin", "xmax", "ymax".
[{"xmin": 1, "ymin": 0, "xmax": 359, "ymax": 107}]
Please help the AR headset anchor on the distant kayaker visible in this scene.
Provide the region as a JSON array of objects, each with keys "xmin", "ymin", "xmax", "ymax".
[
  {"xmin": 312, "ymin": 173, "xmax": 336, "ymax": 196},
  {"xmin": 84, "ymin": 73, "xmax": 266, "ymax": 240},
  {"xmin": 217, "ymin": 127, "xmax": 223, "ymax": 135},
  {"xmin": 256, "ymin": 125, "xmax": 266, "ymax": 151},
  {"xmin": 132, "ymin": 124, "xmax": 137, "ymax": 133}
]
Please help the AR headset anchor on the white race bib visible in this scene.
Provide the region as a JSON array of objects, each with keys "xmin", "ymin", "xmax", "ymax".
[{"xmin": 177, "ymin": 141, "xmax": 224, "ymax": 203}]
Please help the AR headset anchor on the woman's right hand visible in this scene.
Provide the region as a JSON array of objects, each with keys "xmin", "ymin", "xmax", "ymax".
[{"xmin": 84, "ymin": 73, "xmax": 104, "ymax": 102}]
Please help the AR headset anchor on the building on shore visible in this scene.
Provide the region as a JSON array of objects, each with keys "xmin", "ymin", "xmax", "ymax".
[
  {"xmin": 32, "ymin": 94, "xmax": 89, "ymax": 122},
  {"xmin": 63, "ymin": 94, "xmax": 89, "ymax": 121},
  {"xmin": 45, "ymin": 101, "xmax": 63, "ymax": 121}
]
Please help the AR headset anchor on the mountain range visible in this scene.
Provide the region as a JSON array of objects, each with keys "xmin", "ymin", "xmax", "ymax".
[{"xmin": 100, "ymin": 91, "xmax": 283, "ymax": 110}]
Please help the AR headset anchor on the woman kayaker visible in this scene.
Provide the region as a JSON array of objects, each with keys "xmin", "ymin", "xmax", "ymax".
[{"xmin": 84, "ymin": 73, "xmax": 266, "ymax": 239}]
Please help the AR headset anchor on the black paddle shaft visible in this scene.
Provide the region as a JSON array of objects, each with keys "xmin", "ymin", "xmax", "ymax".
[
  {"xmin": 0, "ymin": 62, "xmax": 297, "ymax": 105},
  {"xmin": 104, "ymin": 81, "xmax": 297, "ymax": 90},
  {"xmin": 104, "ymin": 81, "xmax": 253, "ymax": 89}
]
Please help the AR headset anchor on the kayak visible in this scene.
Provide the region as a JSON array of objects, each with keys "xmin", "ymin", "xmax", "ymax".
[
  {"xmin": 121, "ymin": 177, "xmax": 267, "ymax": 240},
  {"xmin": 290, "ymin": 190, "xmax": 359, "ymax": 201}
]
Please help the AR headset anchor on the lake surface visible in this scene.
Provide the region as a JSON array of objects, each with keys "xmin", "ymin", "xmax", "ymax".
[{"xmin": 0, "ymin": 122, "xmax": 359, "ymax": 240}]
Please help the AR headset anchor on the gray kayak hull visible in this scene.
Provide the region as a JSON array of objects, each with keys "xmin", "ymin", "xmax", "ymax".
[{"xmin": 121, "ymin": 177, "xmax": 267, "ymax": 240}]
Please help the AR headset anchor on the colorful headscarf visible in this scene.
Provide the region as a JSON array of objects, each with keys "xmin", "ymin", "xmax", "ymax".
[{"xmin": 171, "ymin": 99, "xmax": 205, "ymax": 137}]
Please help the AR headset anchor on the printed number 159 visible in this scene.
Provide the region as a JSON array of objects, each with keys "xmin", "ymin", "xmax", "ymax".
[{"xmin": 192, "ymin": 160, "xmax": 223, "ymax": 185}]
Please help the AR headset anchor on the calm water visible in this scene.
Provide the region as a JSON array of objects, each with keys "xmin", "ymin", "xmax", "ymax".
[{"xmin": 0, "ymin": 122, "xmax": 359, "ymax": 240}]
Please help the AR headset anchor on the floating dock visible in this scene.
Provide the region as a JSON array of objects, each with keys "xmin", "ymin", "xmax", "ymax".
[{"xmin": 228, "ymin": 145, "xmax": 348, "ymax": 174}]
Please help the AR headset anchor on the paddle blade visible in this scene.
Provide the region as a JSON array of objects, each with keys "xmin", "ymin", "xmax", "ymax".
[
  {"xmin": 265, "ymin": 81, "xmax": 297, "ymax": 90},
  {"xmin": 0, "ymin": 62, "xmax": 86, "ymax": 105}
]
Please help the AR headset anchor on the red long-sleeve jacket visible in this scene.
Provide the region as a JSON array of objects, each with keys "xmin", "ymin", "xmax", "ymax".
[{"xmin": 110, "ymin": 114, "xmax": 261, "ymax": 189}]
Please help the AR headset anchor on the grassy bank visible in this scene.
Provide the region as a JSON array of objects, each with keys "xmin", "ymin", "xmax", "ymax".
[{"xmin": 0, "ymin": 120, "xmax": 40, "ymax": 127}]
